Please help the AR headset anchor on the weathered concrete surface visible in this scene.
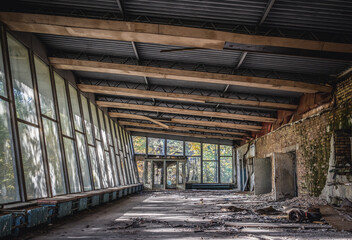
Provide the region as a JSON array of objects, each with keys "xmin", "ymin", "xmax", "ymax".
[
  {"xmin": 23, "ymin": 191, "xmax": 352, "ymax": 240},
  {"xmin": 254, "ymin": 158, "xmax": 272, "ymax": 195}
]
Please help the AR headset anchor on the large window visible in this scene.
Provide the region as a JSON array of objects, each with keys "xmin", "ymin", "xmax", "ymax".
[
  {"xmin": 148, "ymin": 137, "xmax": 165, "ymax": 155},
  {"xmin": 202, "ymin": 144, "xmax": 219, "ymax": 183},
  {"xmin": 167, "ymin": 139, "xmax": 183, "ymax": 156},
  {"xmin": 19, "ymin": 122, "xmax": 47, "ymax": 199},
  {"xmin": 220, "ymin": 145, "xmax": 233, "ymax": 183},
  {"xmin": 0, "ymin": 100, "xmax": 19, "ymax": 203},
  {"xmin": 185, "ymin": 142, "xmax": 201, "ymax": 183},
  {"xmin": 132, "ymin": 136, "xmax": 146, "ymax": 154},
  {"xmin": 0, "ymin": 31, "xmax": 162, "ymax": 204},
  {"xmin": 42, "ymin": 118, "xmax": 66, "ymax": 195},
  {"xmin": 8, "ymin": 34, "xmax": 37, "ymax": 124}
]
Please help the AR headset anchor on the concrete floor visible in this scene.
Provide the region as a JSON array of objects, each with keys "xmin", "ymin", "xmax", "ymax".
[{"xmin": 23, "ymin": 191, "xmax": 352, "ymax": 240}]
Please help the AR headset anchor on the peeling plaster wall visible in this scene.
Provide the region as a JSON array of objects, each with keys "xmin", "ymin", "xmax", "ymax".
[{"xmin": 239, "ymin": 77, "xmax": 352, "ymax": 198}]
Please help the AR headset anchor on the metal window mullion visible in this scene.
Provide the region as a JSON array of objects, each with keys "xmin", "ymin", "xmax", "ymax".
[
  {"xmin": 121, "ymin": 127, "xmax": 131, "ymax": 184},
  {"xmin": 29, "ymin": 50, "xmax": 53, "ymax": 197},
  {"xmin": 105, "ymin": 118, "xmax": 117, "ymax": 186},
  {"xmin": 200, "ymin": 142, "xmax": 203, "ymax": 184},
  {"xmin": 111, "ymin": 122, "xmax": 123, "ymax": 186},
  {"xmin": 1, "ymin": 26, "xmax": 26, "ymax": 202},
  {"xmin": 217, "ymin": 144, "xmax": 220, "ymax": 183}
]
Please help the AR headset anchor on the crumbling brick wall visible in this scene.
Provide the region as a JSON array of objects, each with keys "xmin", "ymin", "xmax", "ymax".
[{"xmin": 253, "ymin": 76, "xmax": 352, "ymax": 197}]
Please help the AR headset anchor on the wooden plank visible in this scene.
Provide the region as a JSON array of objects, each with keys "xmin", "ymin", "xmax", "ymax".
[
  {"xmin": 77, "ymin": 84, "xmax": 297, "ymax": 110},
  {"xmin": 118, "ymin": 120, "xmax": 248, "ymax": 136},
  {"xmin": 109, "ymin": 112, "xmax": 262, "ymax": 131},
  {"xmin": 97, "ymin": 101, "xmax": 276, "ymax": 123},
  {"xmin": 125, "ymin": 127, "xmax": 243, "ymax": 141},
  {"xmin": 51, "ymin": 58, "xmax": 332, "ymax": 93},
  {"xmin": 0, "ymin": 12, "xmax": 351, "ymax": 54},
  {"xmin": 225, "ymin": 222, "xmax": 331, "ymax": 229}
]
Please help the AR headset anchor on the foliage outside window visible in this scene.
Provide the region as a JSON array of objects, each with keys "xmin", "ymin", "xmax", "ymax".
[
  {"xmin": 75, "ymin": 132, "xmax": 92, "ymax": 191},
  {"xmin": 203, "ymin": 161, "xmax": 218, "ymax": 183},
  {"xmin": 0, "ymin": 100, "xmax": 19, "ymax": 204},
  {"xmin": 220, "ymin": 145, "xmax": 233, "ymax": 183},
  {"xmin": 148, "ymin": 137, "xmax": 165, "ymax": 155},
  {"xmin": 203, "ymin": 143, "xmax": 218, "ymax": 160},
  {"xmin": 63, "ymin": 137, "xmax": 81, "ymax": 193},
  {"xmin": 186, "ymin": 157, "xmax": 201, "ymax": 183},
  {"xmin": 220, "ymin": 145, "xmax": 232, "ymax": 156},
  {"xmin": 167, "ymin": 139, "xmax": 183, "ymax": 156},
  {"xmin": 185, "ymin": 142, "xmax": 201, "ymax": 156},
  {"xmin": 8, "ymin": 34, "xmax": 37, "ymax": 124},
  {"xmin": 89, "ymin": 146, "xmax": 101, "ymax": 189},
  {"xmin": 132, "ymin": 136, "xmax": 146, "ymax": 154},
  {"xmin": 55, "ymin": 73, "xmax": 72, "ymax": 137},
  {"xmin": 0, "ymin": 38, "xmax": 6, "ymax": 97},
  {"xmin": 136, "ymin": 161, "xmax": 144, "ymax": 183}
]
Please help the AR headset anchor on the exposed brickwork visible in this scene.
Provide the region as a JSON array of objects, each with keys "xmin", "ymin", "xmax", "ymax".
[{"xmin": 253, "ymin": 77, "xmax": 352, "ymax": 197}]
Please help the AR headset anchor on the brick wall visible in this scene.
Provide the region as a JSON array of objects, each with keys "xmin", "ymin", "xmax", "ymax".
[{"xmin": 252, "ymin": 76, "xmax": 352, "ymax": 197}]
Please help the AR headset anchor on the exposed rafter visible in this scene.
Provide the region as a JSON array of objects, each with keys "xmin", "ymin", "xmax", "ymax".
[
  {"xmin": 126, "ymin": 128, "xmax": 243, "ymax": 141},
  {"xmin": 109, "ymin": 112, "xmax": 262, "ymax": 131},
  {"xmin": 77, "ymin": 84, "xmax": 297, "ymax": 110},
  {"xmin": 50, "ymin": 58, "xmax": 332, "ymax": 93},
  {"xmin": 97, "ymin": 101, "xmax": 276, "ymax": 123},
  {"xmin": 1, "ymin": 12, "xmax": 351, "ymax": 54},
  {"xmin": 118, "ymin": 121, "xmax": 249, "ymax": 137}
]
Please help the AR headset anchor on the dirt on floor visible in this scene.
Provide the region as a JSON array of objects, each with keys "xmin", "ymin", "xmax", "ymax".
[{"xmin": 22, "ymin": 190, "xmax": 352, "ymax": 240}]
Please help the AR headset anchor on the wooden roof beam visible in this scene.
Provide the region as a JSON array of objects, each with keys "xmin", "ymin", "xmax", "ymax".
[
  {"xmin": 108, "ymin": 112, "xmax": 262, "ymax": 131},
  {"xmin": 118, "ymin": 120, "xmax": 249, "ymax": 136},
  {"xmin": 126, "ymin": 127, "xmax": 243, "ymax": 141},
  {"xmin": 51, "ymin": 58, "xmax": 332, "ymax": 93},
  {"xmin": 77, "ymin": 84, "xmax": 297, "ymax": 110},
  {"xmin": 0, "ymin": 12, "xmax": 351, "ymax": 53},
  {"xmin": 97, "ymin": 101, "xmax": 276, "ymax": 123}
]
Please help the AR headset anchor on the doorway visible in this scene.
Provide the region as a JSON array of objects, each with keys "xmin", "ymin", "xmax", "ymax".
[{"xmin": 166, "ymin": 162, "xmax": 177, "ymax": 189}]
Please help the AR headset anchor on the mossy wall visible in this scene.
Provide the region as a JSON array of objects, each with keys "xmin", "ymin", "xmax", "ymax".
[{"xmin": 253, "ymin": 77, "xmax": 352, "ymax": 197}]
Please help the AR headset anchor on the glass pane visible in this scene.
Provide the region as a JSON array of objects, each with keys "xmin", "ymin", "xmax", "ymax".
[
  {"xmin": 146, "ymin": 161, "xmax": 152, "ymax": 184},
  {"xmin": 185, "ymin": 142, "xmax": 201, "ymax": 156},
  {"xmin": 76, "ymin": 132, "xmax": 92, "ymax": 191},
  {"xmin": 136, "ymin": 161, "xmax": 144, "ymax": 183},
  {"xmin": 105, "ymin": 151, "xmax": 114, "ymax": 187},
  {"xmin": 0, "ymin": 100, "xmax": 20, "ymax": 203},
  {"xmin": 96, "ymin": 141, "xmax": 108, "ymax": 188},
  {"xmin": 55, "ymin": 73, "xmax": 72, "ymax": 137},
  {"xmin": 19, "ymin": 122, "xmax": 47, "ymax": 199},
  {"xmin": 203, "ymin": 161, "xmax": 218, "ymax": 183},
  {"xmin": 90, "ymin": 102, "xmax": 100, "ymax": 140},
  {"xmin": 167, "ymin": 139, "xmax": 183, "ymax": 156},
  {"xmin": 8, "ymin": 34, "xmax": 37, "ymax": 124},
  {"xmin": 203, "ymin": 143, "xmax": 218, "ymax": 160},
  {"xmin": 63, "ymin": 137, "xmax": 81, "ymax": 193},
  {"xmin": 116, "ymin": 154, "xmax": 125, "ymax": 185},
  {"xmin": 35, "ymin": 56, "xmax": 55, "ymax": 119},
  {"xmin": 111, "ymin": 120, "xmax": 118, "ymax": 151},
  {"xmin": 0, "ymin": 38, "xmax": 6, "ymax": 97},
  {"xmin": 186, "ymin": 157, "xmax": 201, "ymax": 183},
  {"xmin": 69, "ymin": 85, "xmax": 83, "ymax": 132},
  {"xmin": 89, "ymin": 146, "xmax": 101, "ymax": 189},
  {"xmin": 104, "ymin": 114, "xmax": 112, "ymax": 145},
  {"xmin": 98, "ymin": 109, "xmax": 108, "ymax": 150},
  {"xmin": 220, "ymin": 145, "xmax": 232, "ymax": 156},
  {"xmin": 220, "ymin": 157, "xmax": 233, "ymax": 183},
  {"xmin": 110, "ymin": 147, "xmax": 119, "ymax": 186},
  {"xmin": 43, "ymin": 118, "xmax": 66, "ymax": 195},
  {"xmin": 81, "ymin": 95, "xmax": 94, "ymax": 145},
  {"xmin": 148, "ymin": 137, "xmax": 165, "ymax": 155}
]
